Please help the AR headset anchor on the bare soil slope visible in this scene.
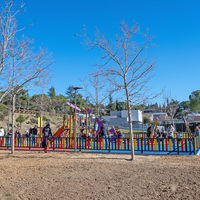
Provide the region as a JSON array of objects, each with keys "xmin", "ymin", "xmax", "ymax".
[
  {"xmin": 0, "ymin": 113, "xmax": 63, "ymax": 135},
  {"xmin": 0, "ymin": 151, "xmax": 199, "ymax": 200}
]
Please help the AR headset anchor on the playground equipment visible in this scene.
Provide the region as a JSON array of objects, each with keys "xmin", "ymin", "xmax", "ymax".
[
  {"xmin": 53, "ymin": 102, "xmax": 81, "ymax": 138},
  {"xmin": 94, "ymin": 117, "xmax": 106, "ymax": 137},
  {"xmin": 82, "ymin": 108, "xmax": 92, "ymax": 137},
  {"xmin": 52, "ymin": 104, "xmax": 94, "ymax": 140}
]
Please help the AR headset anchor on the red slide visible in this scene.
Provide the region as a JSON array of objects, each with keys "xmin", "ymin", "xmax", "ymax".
[{"xmin": 54, "ymin": 126, "xmax": 68, "ymax": 137}]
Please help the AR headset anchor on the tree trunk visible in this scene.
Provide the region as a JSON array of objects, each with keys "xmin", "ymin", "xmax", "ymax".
[
  {"xmin": 95, "ymin": 87, "xmax": 100, "ymax": 117},
  {"xmin": 11, "ymin": 94, "xmax": 16, "ymax": 154},
  {"xmin": 124, "ymin": 82, "xmax": 134, "ymax": 160},
  {"xmin": 7, "ymin": 104, "xmax": 11, "ymax": 134}
]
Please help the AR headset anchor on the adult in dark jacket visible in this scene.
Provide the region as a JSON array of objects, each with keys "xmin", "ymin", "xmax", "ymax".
[
  {"xmin": 42, "ymin": 124, "xmax": 52, "ymax": 153},
  {"xmin": 32, "ymin": 125, "xmax": 38, "ymax": 135}
]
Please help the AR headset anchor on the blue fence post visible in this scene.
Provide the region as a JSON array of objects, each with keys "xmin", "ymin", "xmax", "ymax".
[
  {"xmin": 158, "ymin": 139, "xmax": 160, "ymax": 151},
  {"xmin": 108, "ymin": 138, "xmax": 110, "ymax": 152},
  {"xmin": 124, "ymin": 138, "xmax": 126, "ymax": 151},
  {"xmin": 177, "ymin": 139, "xmax": 179, "ymax": 155},
  {"xmin": 29, "ymin": 137, "xmax": 31, "ymax": 150},
  {"xmin": 76, "ymin": 138, "xmax": 78, "ymax": 149},
  {"xmin": 144, "ymin": 138, "xmax": 146, "ymax": 151},
  {"xmin": 189, "ymin": 139, "xmax": 191, "ymax": 152},
  {"xmin": 137, "ymin": 138, "xmax": 139, "ymax": 151},
  {"xmin": 193, "ymin": 137, "xmax": 196, "ymax": 155},
  {"xmin": 173, "ymin": 139, "xmax": 175, "ymax": 151},
  {"xmin": 53, "ymin": 137, "xmax": 55, "ymax": 151}
]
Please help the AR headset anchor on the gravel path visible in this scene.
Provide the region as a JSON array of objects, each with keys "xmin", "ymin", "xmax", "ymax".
[{"xmin": 0, "ymin": 151, "xmax": 199, "ymax": 200}]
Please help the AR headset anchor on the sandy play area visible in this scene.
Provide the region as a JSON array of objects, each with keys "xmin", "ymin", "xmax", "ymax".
[{"xmin": 0, "ymin": 151, "xmax": 199, "ymax": 200}]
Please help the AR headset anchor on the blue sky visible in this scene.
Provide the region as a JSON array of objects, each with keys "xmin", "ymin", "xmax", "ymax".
[{"xmin": 19, "ymin": 0, "xmax": 200, "ymax": 104}]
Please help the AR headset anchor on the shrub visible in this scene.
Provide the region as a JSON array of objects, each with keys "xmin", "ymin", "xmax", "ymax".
[
  {"xmin": 143, "ymin": 117, "xmax": 152, "ymax": 124},
  {"xmin": 0, "ymin": 104, "xmax": 8, "ymax": 120},
  {"xmin": 16, "ymin": 115, "xmax": 28, "ymax": 127}
]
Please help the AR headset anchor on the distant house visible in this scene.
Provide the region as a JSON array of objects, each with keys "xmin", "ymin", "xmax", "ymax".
[
  {"xmin": 110, "ymin": 110, "xmax": 143, "ymax": 123},
  {"xmin": 144, "ymin": 108, "xmax": 161, "ymax": 114},
  {"xmin": 152, "ymin": 112, "xmax": 168, "ymax": 121},
  {"xmin": 102, "ymin": 110, "xmax": 143, "ymax": 128},
  {"xmin": 186, "ymin": 113, "xmax": 200, "ymax": 121}
]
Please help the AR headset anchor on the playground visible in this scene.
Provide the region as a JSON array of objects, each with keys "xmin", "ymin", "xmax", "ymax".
[
  {"xmin": 1, "ymin": 102, "xmax": 200, "ymax": 155},
  {"xmin": 0, "ymin": 151, "xmax": 199, "ymax": 200}
]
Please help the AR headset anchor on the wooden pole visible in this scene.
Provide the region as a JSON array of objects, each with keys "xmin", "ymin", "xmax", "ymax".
[
  {"xmin": 89, "ymin": 114, "xmax": 91, "ymax": 133},
  {"xmin": 63, "ymin": 115, "xmax": 66, "ymax": 127},
  {"xmin": 69, "ymin": 107, "xmax": 72, "ymax": 137},
  {"xmin": 73, "ymin": 109, "xmax": 75, "ymax": 137},
  {"xmin": 40, "ymin": 116, "xmax": 42, "ymax": 137},
  {"xmin": 86, "ymin": 112, "xmax": 88, "ymax": 137}
]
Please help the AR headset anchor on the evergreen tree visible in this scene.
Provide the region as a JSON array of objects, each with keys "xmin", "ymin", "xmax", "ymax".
[
  {"xmin": 189, "ymin": 90, "xmax": 200, "ymax": 112},
  {"xmin": 48, "ymin": 86, "xmax": 56, "ymax": 98},
  {"xmin": 65, "ymin": 86, "xmax": 76, "ymax": 103}
]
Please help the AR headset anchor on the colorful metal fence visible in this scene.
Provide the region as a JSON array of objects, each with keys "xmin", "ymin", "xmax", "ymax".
[
  {"xmin": 0, "ymin": 135, "xmax": 200, "ymax": 155},
  {"xmin": 132, "ymin": 132, "xmax": 190, "ymax": 139}
]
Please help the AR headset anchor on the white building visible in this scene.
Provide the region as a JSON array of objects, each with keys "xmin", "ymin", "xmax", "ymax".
[
  {"xmin": 110, "ymin": 110, "xmax": 143, "ymax": 123},
  {"xmin": 186, "ymin": 113, "xmax": 200, "ymax": 121},
  {"xmin": 102, "ymin": 110, "xmax": 143, "ymax": 128}
]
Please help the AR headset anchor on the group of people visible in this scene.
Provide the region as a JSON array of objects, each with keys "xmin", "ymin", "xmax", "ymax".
[
  {"xmin": 80, "ymin": 122, "xmax": 124, "ymax": 139},
  {"xmin": 147, "ymin": 124, "xmax": 177, "ymax": 139},
  {"xmin": 147, "ymin": 123, "xmax": 200, "ymax": 139}
]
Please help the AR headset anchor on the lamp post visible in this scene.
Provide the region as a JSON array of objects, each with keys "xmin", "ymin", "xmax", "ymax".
[{"xmin": 72, "ymin": 86, "xmax": 82, "ymax": 152}]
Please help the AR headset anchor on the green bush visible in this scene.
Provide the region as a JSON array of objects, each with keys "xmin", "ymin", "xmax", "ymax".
[
  {"xmin": 143, "ymin": 117, "xmax": 152, "ymax": 124},
  {"xmin": 0, "ymin": 104, "xmax": 8, "ymax": 120},
  {"xmin": 16, "ymin": 115, "xmax": 28, "ymax": 127},
  {"xmin": 43, "ymin": 115, "xmax": 50, "ymax": 124}
]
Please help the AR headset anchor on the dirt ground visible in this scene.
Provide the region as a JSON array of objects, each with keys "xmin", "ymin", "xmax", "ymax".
[{"xmin": 0, "ymin": 151, "xmax": 199, "ymax": 200}]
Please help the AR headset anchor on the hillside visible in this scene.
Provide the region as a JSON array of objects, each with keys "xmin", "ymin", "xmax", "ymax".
[{"xmin": 0, "ymin": 112, "xmax": 64, "ymax": 135}]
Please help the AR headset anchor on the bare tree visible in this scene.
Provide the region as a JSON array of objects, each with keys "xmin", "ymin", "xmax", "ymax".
[
  {"xmin": 81, "ymin": 68, "xmax": 109, "ymax": 116},
  {"xmin": 78, "ymin": 22, "xmax": 155, "ymax": 160},
  {"xmin": 166, "ymin": 98, "xmax": 179, "ymax": 125},
  {"xmin": 2, "ymin": 37, "xmax": 52, "ymax": 154},
  {"xmin": 0, "ymin": 0, "xmax": 52, "ymax": 154},
  {"xmin": 163, "ymin": 92, "xmax": 179, "ymax": 125},
  {"xmin": 31, "ymin": 94, "xmax": 50, "ymax": 112},
  {"xmin": 0, "ymin": 0, "xmax": 24, "ymax": 101}
]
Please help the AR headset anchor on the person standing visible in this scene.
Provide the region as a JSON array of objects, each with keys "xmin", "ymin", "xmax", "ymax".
[
  {"xmin": 42, "ymin": 124, "xmax": 52, "ymax": 153},
  {"xmin": 147, "ymin": 126, "xmax": 152, "ymax": 138},
  {"xmin": 161, "ymin": 128, "xmax": 167, "ymax": 139},
  {"xmin": 94, "ymin": 121, "xmax": 99, "ymax": 136},
  {"xmin": 32, "ymin": 125, "xmax": 38, "ymax": 136},
  {"xmin": 167, "ymin": 124, "xmax": 175, "ymax": 139},
  {"xmin": 0, "ymin": 127, "xmax": 5, "ymax": 136},
  {"xmin": 195, "ymin": 124, "xmax": 200, "ymax": 137}
]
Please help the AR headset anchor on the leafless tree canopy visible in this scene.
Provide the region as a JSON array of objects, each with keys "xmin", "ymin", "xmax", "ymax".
[
  {"xmin": 0, "ymin": 0, "xmax": 23, "ymax": 74},
  {"xmin": 78, "ymin": 21, "xmax": 156, "ymax": 160},
  {"xmin": 0, "ymin": 37, "xmax": 52, "ymax": 102},
  {"xmin": 0, "ymin": 0, "xmax": 53, "ymax": 154},
  {"xmin": 0, "ymin": 0, "xmax": 52, "ymax": 102},
  {"xmin": 81, "ymin": 68, "xmax": 109, "ymax": 116},
  {"xmin": 79, "ymin": 21, "xmax": 155, "ymax": 104}
]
